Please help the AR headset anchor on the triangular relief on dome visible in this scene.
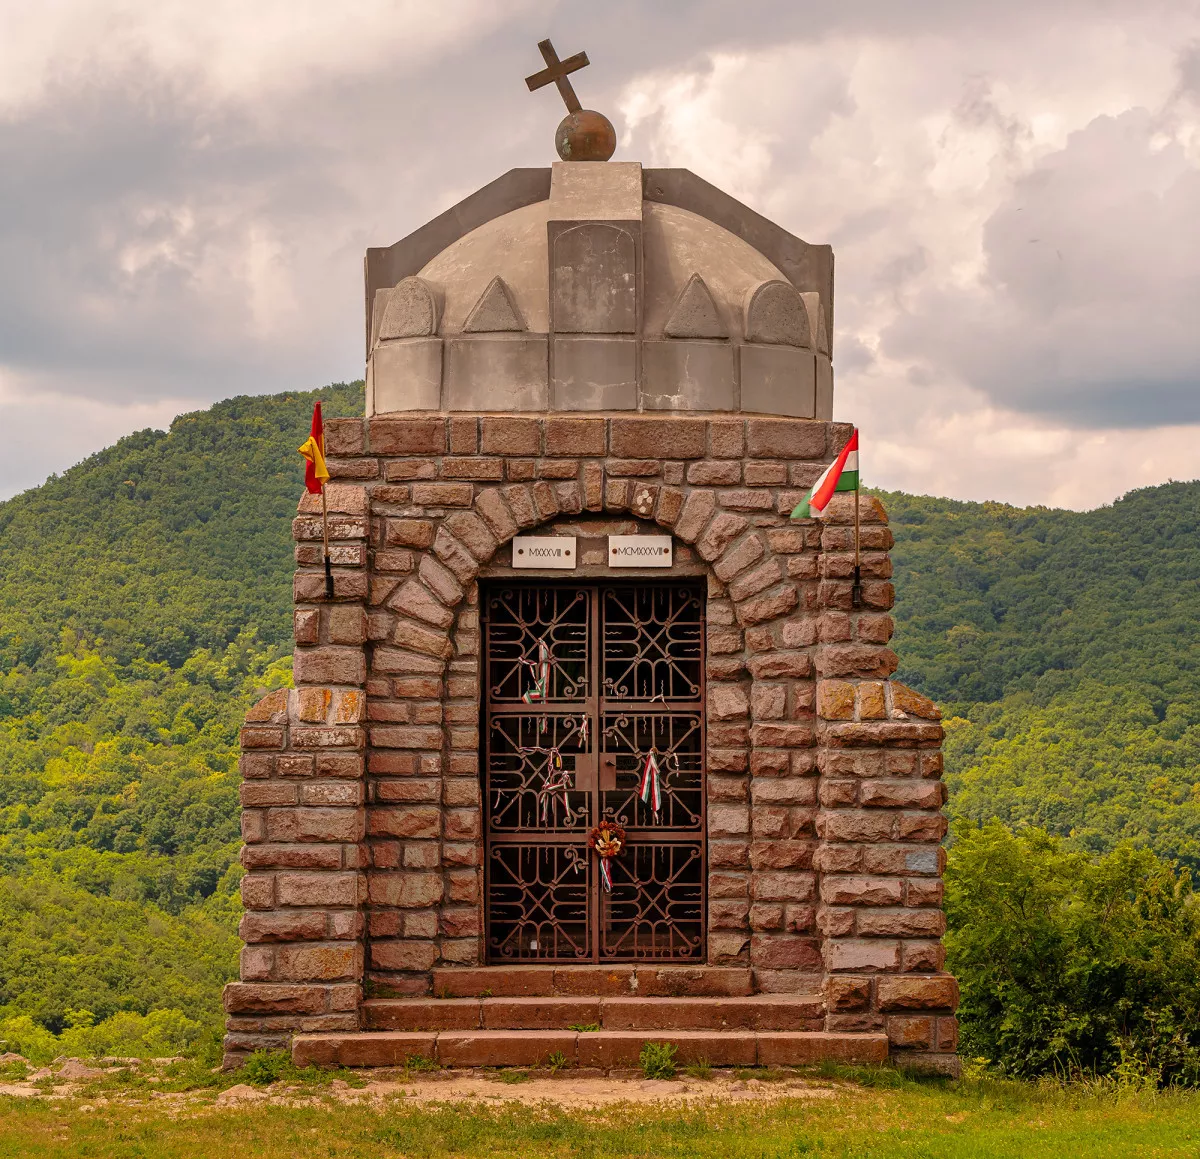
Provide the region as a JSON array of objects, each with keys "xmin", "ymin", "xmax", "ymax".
[
  {"xmin": 378, "ymin": 276, "xmax": 440, "ymax": 340},
  {"xmin": 463, "ymin": 276, "xmax": 526, "ymax": 333},
  {"xmin": 664, "ymin": 273, "xmax": 727, "ymax": 339}
]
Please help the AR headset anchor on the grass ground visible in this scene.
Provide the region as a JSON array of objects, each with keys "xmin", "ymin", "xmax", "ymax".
[{"xmin": 1, "ymin": 1066, "xmax": 1199, "ymax": 1158}]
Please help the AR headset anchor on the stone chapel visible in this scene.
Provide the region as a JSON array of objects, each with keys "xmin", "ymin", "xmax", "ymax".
[{"xmin": 223, "ymin": 52, "xmax": 959, "ymax": 1074}]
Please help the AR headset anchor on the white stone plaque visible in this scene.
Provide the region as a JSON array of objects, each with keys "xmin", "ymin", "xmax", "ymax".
[
  {"xmin": 608, "ymin": 535, "xmax": 672, "ymax": 568},
  {"xmin": 511, "ymin": 536, "xmax": 577, "ymax": 569}
]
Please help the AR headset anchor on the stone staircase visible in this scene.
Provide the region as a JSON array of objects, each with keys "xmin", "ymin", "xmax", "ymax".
[{"xmin": 291, "ymin": 966, "xmax": 889, "ymax": 1069}]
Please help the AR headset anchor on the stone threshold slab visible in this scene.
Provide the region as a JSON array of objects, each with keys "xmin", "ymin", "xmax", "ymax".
[
  {"xmin": 429, "ymin": 965, "xmax": 755, "ymax": 998},
  {"xmin": 293, "ymin": 1029, "xmax": 888, "ymax": 1069},
  {"xmin": 363, "ymin": 994, "xmax": 825, "ymax": 1032}
]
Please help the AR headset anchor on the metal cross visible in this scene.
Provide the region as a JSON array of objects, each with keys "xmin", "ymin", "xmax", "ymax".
[{"xmin": 525, "ymin": 39, "xmax": 588, "ymax": 115}]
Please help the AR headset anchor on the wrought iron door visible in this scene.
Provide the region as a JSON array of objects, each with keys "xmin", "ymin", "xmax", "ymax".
[{"xmin": 482, "ymin": 581, "xmax": 706, "ymax": 962}]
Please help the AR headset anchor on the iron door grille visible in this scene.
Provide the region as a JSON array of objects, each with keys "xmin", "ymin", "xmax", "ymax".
[{"xmin": 482, "ymin": 580, "xmax": 706, "ymax": 962}]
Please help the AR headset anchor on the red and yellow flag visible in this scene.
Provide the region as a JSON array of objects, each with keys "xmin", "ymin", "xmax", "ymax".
[{"xmin": 298, "ymin": 402, "xmax": 329, "ymax": 494}]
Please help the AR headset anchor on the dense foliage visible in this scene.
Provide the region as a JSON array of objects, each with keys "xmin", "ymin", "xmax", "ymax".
[
  {"xmin": 947, "ymin": 823, "xmax": 1200, "ymax": 1083},
  {"xmin": 0, "ymin": 381, "xmax": 363, "ymax": 674},
  {"xmin": 883, "ymin": 484, "xmax": 1200, "ymax": 869},
  {"xmin": 0, "ymin": 383, "xmax": 1197, "ymax": 1080}
]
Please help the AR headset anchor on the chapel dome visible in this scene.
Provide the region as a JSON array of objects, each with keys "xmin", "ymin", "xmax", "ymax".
[
  {"xmin": 418, "ymin": 201, "xmax": 790, "ymax": 343},
  {"xmin": 364, "ymin": 162, "xmax": 834, "ymax": 419}
]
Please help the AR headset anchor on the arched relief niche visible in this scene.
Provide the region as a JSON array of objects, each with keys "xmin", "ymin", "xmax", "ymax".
[
  {"xmin": 551, "ymin": 223, "xmax": 638, "ymax": 334},
  {"xmin": 378, "ymin": 276, "xmax": 442, "ymax": 341},
  {"xmin": 744, "ymin": 280, "xmax": 811, "ymax": 350},
  {"xmin": 744, "ymin": 280, "xmax": 812, "ymax": 348}
]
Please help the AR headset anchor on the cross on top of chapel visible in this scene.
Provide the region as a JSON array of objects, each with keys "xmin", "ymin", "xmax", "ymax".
[
  {"xmin": 524, "ymin": 39, "xmax": 589, "ymax": 114},
  {"xmin": 524, "ymin": 38, "xmax": 616, "ymax": 162}
]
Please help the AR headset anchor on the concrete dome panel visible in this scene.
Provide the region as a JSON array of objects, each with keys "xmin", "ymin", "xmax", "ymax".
[
  {"xmin": 419, "ymin": 201, "xmax": 550, "ymax": 335},
  {"xmin": 642, "ymin": 203, "xmax": 787, "ymax": 343}
]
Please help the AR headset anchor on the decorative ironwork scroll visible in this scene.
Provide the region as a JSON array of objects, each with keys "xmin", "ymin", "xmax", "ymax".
[
  {"xmin": 602, "ymin": 585, "xmax": 702, "ymax": 701},
  {"xmin": 487, "ymin": 586, "xmax": 588, "ymax": 701}
]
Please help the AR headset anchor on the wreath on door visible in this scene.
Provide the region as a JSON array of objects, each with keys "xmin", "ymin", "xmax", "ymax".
[{"xmin": 587, "ymin": 821, "xmax": 626, "ymax": 893}]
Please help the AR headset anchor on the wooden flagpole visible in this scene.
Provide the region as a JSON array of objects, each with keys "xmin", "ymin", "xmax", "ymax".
[
  {"xmin": 321, "ymin": 484, "xmax": 334, "ymax": 599},
  {"xmin": 851, "ymin": 445, "xmax": 862, "ymax": 609}
]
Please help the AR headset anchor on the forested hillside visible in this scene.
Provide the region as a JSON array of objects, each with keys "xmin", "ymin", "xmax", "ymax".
[
  {"xmin": 0, "ymin": 384, "xmax": 362, "ymax": 1053},
  {"xmin": 881, "ymin": 486, "xmax": 1200, "ymax": 864},
  {"xmin": 0, "ymin": 383, "xmax": 1197, "ymax": 1067}
]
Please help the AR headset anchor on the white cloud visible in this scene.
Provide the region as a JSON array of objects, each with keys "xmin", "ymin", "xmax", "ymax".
[
  {"xmin": 0, "ymin": 377, "xmax": 190, "ymax": 499},
  {"xmin": 618, "ymin": 12, "xmax": 1200, "ymax": 506},
  {"xmin": 1, "ymin": 1, "xmax": 1199, "ymax": 507}
]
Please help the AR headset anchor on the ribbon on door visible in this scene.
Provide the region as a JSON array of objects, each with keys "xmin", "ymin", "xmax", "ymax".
[
  {"xmin": 638, "ymin": 750, "xmax": 663, "ymax": 821},
  {"xmin": 521, "ymin": 640, "xmax": 551, "ymax": 732}
]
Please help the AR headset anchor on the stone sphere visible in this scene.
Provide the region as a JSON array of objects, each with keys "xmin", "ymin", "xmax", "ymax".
[{"xmin": 555, "ymin": 109, "xmax": 617, "ymax": 162}]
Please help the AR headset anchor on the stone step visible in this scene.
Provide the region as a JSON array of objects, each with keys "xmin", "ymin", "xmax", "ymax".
[
  {"xmin": 363, "ymin": 994, "xmax": 824, "ymax": 1032},
  {"xmin": 293, "ymin": 1028, "xmax": 888, "ymax": 1070},
  {"xmin": 429, "ymin": 965, "xmax": 755, "ymax": 998}
]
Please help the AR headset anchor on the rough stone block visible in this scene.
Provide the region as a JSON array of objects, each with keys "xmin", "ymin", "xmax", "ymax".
[
  {"xmin": 539, "ymin": 417, "xmax": 600, "ymax": 456},
  {"xmin": 371, "ymin": 339, "xmax": 442, "ymax": 413},
  {"xmin": 825, "ymin": 939, "xmax": 901, "ymax": 973},
  {"xmin": 641, "ymin": 340, "xmax": 735, "ymax": 411},
  {"xmin": 612, "ymin": 417, "xmax": 706, "ymax": 459},
  {"xmin": 857, "ymin": 909, "xmax": 947, "ymax": 937},
  {"xmin": 293, "ymin": 647, "xmax": 366, "ymax": 687},
  {"xmin": 370, "ymin": 940, "xmax": 439, "ymax": 972},
  {"xmin": 745, "ymin": 419, "xmax": 826, "ymax": 459},
  {"xmin": 824, "ymin": 976, "xmax": 871, "ymax": 1012},
  {"xmin": 367, "ymin": 872, "xmax": 444, "ymax": 908},
  {"xmin": 885, "ymin": 1015, "xmax": 935, "ymax": 1050},
  {"xmin": 480, "ymin": 417, "xmax": 540, "ymax": 455},
  {"xmin": 445, "ymin": 336, "xmax": 549, "ymax": 411},
  {"xmin": 552, "ymin": 337, "xmax": 637, "ymax": 410},
  {"xmin": 275, "ymin": 943, "xmax": 359, "ymax": 982}
]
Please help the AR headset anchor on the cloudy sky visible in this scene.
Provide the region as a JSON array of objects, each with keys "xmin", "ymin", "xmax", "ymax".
[{"xmin": 2, "ymin": 0, "xmax": 1198, "ymax": 508}]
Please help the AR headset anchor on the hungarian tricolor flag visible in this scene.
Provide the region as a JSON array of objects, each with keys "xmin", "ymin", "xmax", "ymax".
[
  {"xmin": 298, "ymin": 402, "xmax": 329, "ymax": 494},
  {"xmin": 790, "ymin": 428, "xmax": 858, "ymax": 519}
]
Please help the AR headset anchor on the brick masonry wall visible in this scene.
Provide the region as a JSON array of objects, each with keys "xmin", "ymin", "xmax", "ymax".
[{"xmin": 223, "ymin": 413, "xmax": 957, "ymax": 1067}]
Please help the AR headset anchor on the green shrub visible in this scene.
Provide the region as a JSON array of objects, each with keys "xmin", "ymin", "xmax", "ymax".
[
  {"xmin": 0, "ymin": 1016, "xmax": 60, "ymax": 1065},
  {"xmin": 240, "ymin": 1050, "xmax": 293, "ymax": 1086},
  {"xmin": 404, "ymin": 1055, "xmax": 439, "ymax": 1073},
  {"xmin": 946, "ymin": 822, "xmax": 1200, "ymax": 1084},
  {"xmin": 639, "ymin": 1041, "xmax": 677, "ymax": 1080},
  {"xmin": 0, "ymin": 1008, "xmax": 209, "ymax": 1066}
]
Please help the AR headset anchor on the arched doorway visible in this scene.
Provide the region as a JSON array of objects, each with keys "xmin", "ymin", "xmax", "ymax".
[{"xmin": 481, "ymin": 578, "xmax": 706, "ymax": 962}]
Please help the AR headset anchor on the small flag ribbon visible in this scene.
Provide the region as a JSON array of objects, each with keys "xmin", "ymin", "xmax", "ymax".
[
  {"xmin": 297, "ymin": 401, "xmax": 333, "ymax": 598},
  {"xmin": 791, "ymin": 428, "xmax": 858, "ymax": 520},
  {"xmin": 537, "ymin": 748, "xmax": 572, "ymax": 825},
  {"xmin": 638, "ymin": 750, "xmax": 663, "ymax": 820},
  {"xmin": 522, "ymin": 641, "xmax": 550, "ymax": 703},
  {"xmin": 522, "ymin": 641, "xmax": 551, "ymax": 730}
]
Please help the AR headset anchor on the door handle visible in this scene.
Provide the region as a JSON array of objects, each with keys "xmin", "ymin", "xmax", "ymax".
[{"xmin": 599, "ymin": 755, "xmax": 617, "ymax": 791}]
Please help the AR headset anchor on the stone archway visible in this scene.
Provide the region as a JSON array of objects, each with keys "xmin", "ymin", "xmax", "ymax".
[{"xmin": 362, "ymin": 462, "xmax": 822, "ymax": 993}]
